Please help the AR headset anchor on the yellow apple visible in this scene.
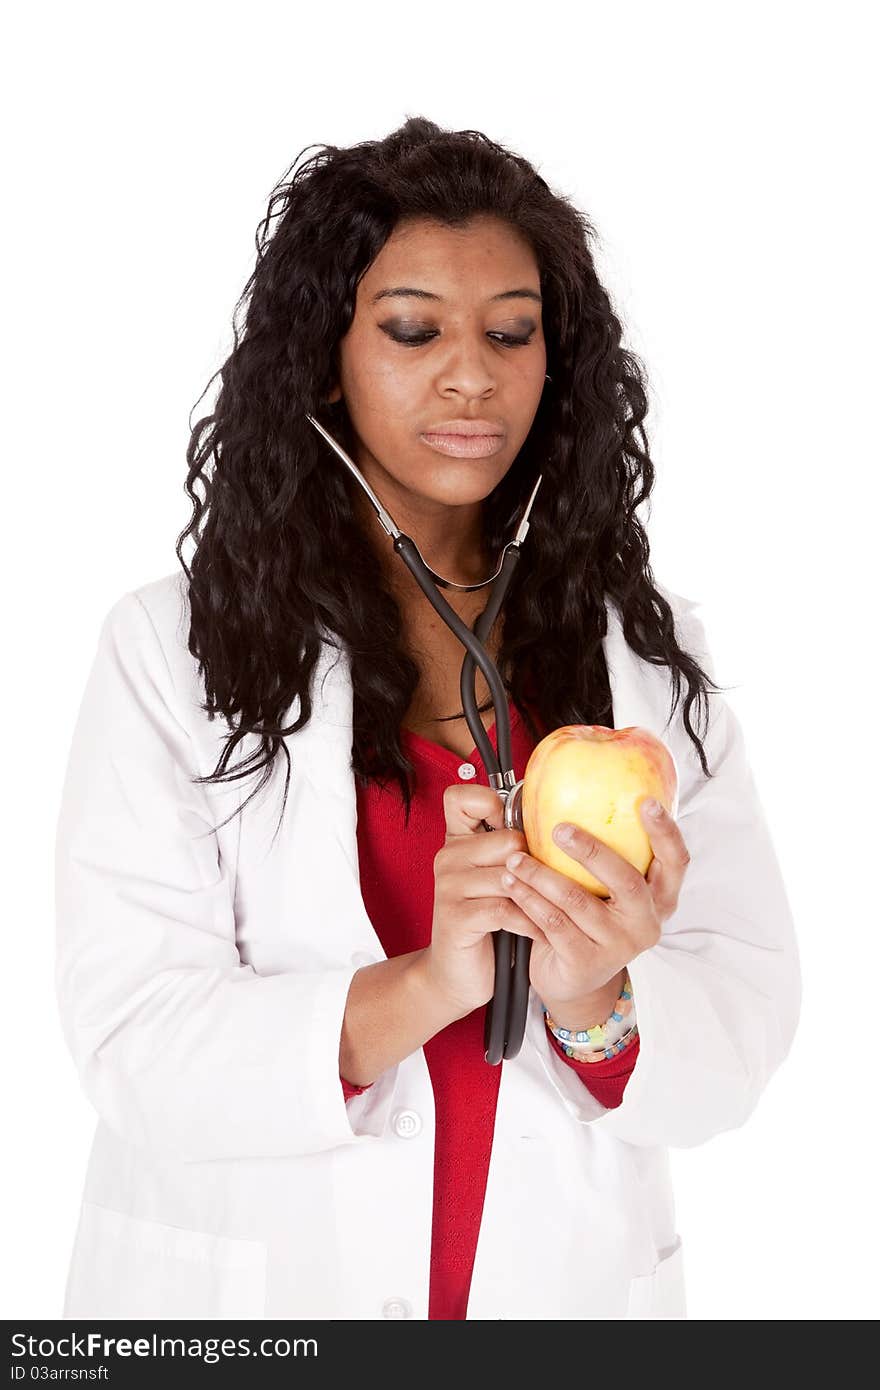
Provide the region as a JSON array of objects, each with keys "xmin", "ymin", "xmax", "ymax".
[{"xmin": 521, "ymin": 725, "xmax": 679, "ymax": 897}]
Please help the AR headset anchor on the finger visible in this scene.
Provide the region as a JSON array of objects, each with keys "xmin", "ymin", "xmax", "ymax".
[
  {"xmin": 442, "ymin": 857, "xmax": 537, "ymax": 910},
  {"xmin": 496, "ymin": 905, "xmax": 547, "ymax": 945},
  {"xmin": 638, "ymin": 798, "xmax": 691, "ymax": 894},
  {"xmin": 545, "ymin": 821, "xmax": 646, "ymax": 906},
  {"xmin": 438, "ymin": 882, "xmax": 547, "ymax": 949},
  {"xmin": 500, "ymin": 862, "xmax": 607, "ymax": 947},
  {"xmin": 442, "ymin": 782, "xmax": 506, "ymax": 836},
  {"xmin": 437, "ymin": 869, "xmax": 550, "ymax": 946}
]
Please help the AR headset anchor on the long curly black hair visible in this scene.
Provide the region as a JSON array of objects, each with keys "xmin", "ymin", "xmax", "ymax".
[{"xmin": 176, "ymin": 115, "xmax": 727, "ymax": 839}]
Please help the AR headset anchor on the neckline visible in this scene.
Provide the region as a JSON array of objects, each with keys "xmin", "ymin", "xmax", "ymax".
[{"xmin": 400, "ymin": 695, "xmax": 522, "ymax": 767}]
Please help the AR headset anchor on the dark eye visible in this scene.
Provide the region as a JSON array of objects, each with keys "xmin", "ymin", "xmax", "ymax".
[
  {"xmin": 490, "ymin": 332, "xmax": 534, "ymax": 348},
  {"xmin": 385, "ymin": 329, "xmax": 534, "ymax": 349}
]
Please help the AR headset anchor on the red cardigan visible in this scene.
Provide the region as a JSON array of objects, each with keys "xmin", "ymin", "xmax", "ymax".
[{"xmin": 342, "ymin": 695, "xmax": 639, "ymax": 1319}]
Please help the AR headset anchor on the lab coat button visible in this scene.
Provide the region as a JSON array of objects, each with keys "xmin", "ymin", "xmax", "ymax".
[
  {"xmin": 382, "ymin": 1297, "xmax": 412, "ymax": 1319},
  {"xmin": 392, "ymin": 1108, "xmax": 422, "ymax": 1139},
  {"xmin": 457, "ymin": 762, "xmax": 476, "ymax": 780}
]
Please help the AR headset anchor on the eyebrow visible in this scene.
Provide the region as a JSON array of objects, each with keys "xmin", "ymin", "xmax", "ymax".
[{"xmin": 371, "ymin": 286, "xmax": 542, "ymax": 306}]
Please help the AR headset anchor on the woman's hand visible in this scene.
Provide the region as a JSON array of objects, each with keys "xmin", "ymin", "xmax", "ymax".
[
  {"xmin": 422, "ymin": 782, "xmax": 530, "ymax": 1020},
  {"xmin": 500, "ymin": 799, "xmax": 691, "ymax": 1021}
]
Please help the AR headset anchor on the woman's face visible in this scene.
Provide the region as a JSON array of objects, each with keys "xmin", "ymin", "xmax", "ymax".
[{"xmin": 325, "ymin": 214, "xmax": 547, "ymax": 568}]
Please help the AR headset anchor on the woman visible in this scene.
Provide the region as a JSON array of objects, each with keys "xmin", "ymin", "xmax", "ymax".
[{"xmin": 54, "ymin": 116, "xmax": 801, "ymax": 1320}]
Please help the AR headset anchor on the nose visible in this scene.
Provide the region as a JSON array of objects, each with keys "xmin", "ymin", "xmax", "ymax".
[{"xmin": 434, "ymin": 338, "xmax": 499, "ymax": 398}]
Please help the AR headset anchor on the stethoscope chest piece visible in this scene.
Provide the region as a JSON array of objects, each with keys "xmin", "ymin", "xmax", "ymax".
[{"xmin": 501, "ymin": 779, "xmax": 525, "ymax": 832}]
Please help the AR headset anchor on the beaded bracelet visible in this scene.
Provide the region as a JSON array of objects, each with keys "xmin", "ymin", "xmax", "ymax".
[{"xmin": 544, "ymin": 972, "xmax": 639, "ymax": 1063}]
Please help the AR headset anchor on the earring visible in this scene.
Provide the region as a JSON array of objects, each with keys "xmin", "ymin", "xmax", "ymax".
[{"xmin": 544, "ymin": 373, "xmax": 552, "ymax": 383}]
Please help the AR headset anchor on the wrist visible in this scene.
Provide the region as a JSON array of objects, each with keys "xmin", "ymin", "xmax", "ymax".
[
  {"xmin": 544, "ymin": 969, "xmax": 638, "ymax": 1063},
  {"xmin": 542, "ymin": 967, "xmax": 627, "ymax": 1033},
  {"xmin": 410, "ymin": 947, "xmax": 472, "ymax": 1028}
]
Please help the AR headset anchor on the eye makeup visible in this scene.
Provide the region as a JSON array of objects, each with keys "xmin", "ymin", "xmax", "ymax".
[{"xmin": 378, "ymin": 317, "xmax": 537, "ymax": 348}]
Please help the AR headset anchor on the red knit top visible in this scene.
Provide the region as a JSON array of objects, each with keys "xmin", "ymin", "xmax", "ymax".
[{"xmin": 341, "ymin": 694, "xmax": 639, "ymax": 1319}]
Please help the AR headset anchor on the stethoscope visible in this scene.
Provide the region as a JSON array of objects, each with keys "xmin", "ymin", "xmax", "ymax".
[{"xmin": 306, "ymin": 410, "xmax": 545, "ymax": 1063}]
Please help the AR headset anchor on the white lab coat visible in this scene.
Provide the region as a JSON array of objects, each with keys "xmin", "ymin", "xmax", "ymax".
[{"xmin": 54, "ymin": 571, "xmax": 801, "ymax": 1321}]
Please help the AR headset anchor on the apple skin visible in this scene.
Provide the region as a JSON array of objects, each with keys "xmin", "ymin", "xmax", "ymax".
[{"xmin": 521, "ymin": 725, "xmax": 679, "ymax": 898}]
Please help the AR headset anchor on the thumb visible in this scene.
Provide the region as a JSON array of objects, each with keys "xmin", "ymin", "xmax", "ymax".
[{"xmin": 442, "ymin": 781, "xmax": 506, "ymax": 837}]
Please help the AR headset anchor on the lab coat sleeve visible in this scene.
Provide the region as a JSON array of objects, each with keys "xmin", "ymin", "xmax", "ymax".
[
  {"xmin": 529, "ymin": 605, "xmax": 802, "ymax": 1148},
  {"xmin": 54, "ymin": 590, "xmax": 398, "ymax": 1164}
]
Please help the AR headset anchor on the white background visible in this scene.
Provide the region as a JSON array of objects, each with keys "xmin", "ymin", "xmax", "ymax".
[{"xmin": 4, "ymin": 0, "xmax": 877, "ymax": 1320}]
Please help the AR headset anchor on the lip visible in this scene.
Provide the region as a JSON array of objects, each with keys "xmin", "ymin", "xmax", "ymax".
[
  {"xmin": 422, "ymin": 418, "xmax": 505, "ymax": 436},
  {"xmin": 420, "ymin": 432, "xmax": 506, "ymax": 459}
]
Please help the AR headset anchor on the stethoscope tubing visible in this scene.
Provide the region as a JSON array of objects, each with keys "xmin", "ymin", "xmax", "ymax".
[
  {"xmin": 460, "ymin": 548, "xmax": 532, "ymax": 1063},
  {"xmin": 394, "ymin": 533, "xmax": 532, "ymax": 1063}
]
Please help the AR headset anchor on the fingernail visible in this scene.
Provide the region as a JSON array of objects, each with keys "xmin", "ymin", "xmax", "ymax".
[
  {"xmin": 553, "ymin": 823, "xmax": 575, "ymax": 844},
  {"xmin": 644, "ymin": 798, "xmax": 662, "ymax": 817}
]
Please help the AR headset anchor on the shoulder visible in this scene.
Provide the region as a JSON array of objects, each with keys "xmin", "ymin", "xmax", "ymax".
[
  {"xmin": 131, "ymin": 569, "xmax": 190, "ymax": 639},
  {"xmin": 98, "ymin": 570, "xmax": 191, "ymax": 674},
  {"xmin": 98, "ymin": 570, "xmax": 204, "ymax": 727},
  {"xmin": 654, "ymin": 579, "xmax": 702, "ymax": 620},
  {"xmin": 605, "ymin": 579, "xmax": 705, "ymax": 643},
  {"xmin": 99, "ymin": 570, "xmax": 188, "ymax": 641}
]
